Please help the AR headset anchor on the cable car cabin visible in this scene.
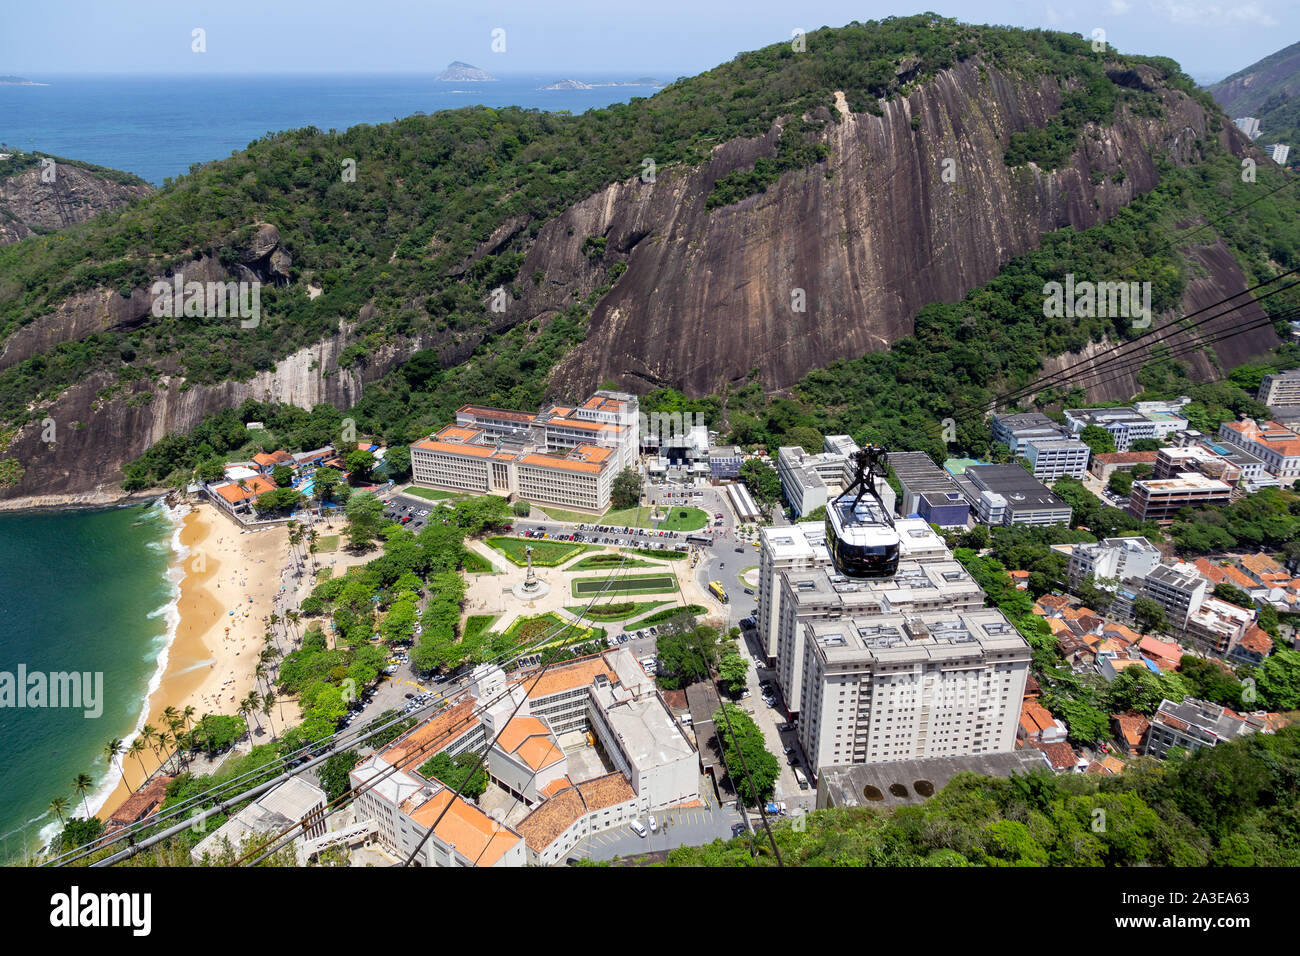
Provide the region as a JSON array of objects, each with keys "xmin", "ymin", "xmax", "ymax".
[{"xmin": 825, "ymin": 493, "xmax": 900, "ymax": 578}]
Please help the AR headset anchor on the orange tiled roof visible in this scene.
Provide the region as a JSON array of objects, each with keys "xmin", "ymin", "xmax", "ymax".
[
  {"xmin": 1113, "ymin": 711, "xmax": 1150, "ymax": 747},
  {"xmin": 1032, "ymin": 740, "xmax": 1079, "ymax": 771},
  {"xmin": 496, "ymin": 716, "xmax": 565, "ymax": 772},
  {"xmin": 383, "ymin": 698, "xmax": 480, "ymax": 768},
  {"xmin": 1238, "ymin": 625, "xmax": 1274, "ymax": 656},
  {"xmin": 214, "ymin": 475, "xmax": 277, "ymax": 503},
  {"xmin": 437, "ymin": 425, "xmax": 483, "ymax": 442},
  {"xmin": 518, "ymin": 452, "xmax": 602, "ymax": 474},
  {"xmin": 458, "ymin": 404, "xmax": 536, "ymax": 423},
  {"xmin": 1036, "ymin": 594, "xmax": 1073, "ymax": 612},
  {"xmin": 522, "ymin": 655, "xmax": 616, "ymax": 699},
  {"xmin": 408, "ymin": 789, "xmax": 521, "ymax": 867},
  {"xmin": 1103, "ymin": 623, "xmax": 1143, "ymax": 646},
  {"xmin": 1092, "ymin": 451, "xmax": 1159, "ymax": 465},
  {"xmin": 1020, "ymin": 700, "xmax": 1058, "ymax": 736},
  {"xmin": 1139, "ymin": 635, "xmax": 1182, "ymax": 664},
  {"xmin": 515, "ymin": 772, "xmax": 636, "ymax": 853},
  {"xmin": 416, "ymin": 440, "xmax": 496, "ymax": 458}
]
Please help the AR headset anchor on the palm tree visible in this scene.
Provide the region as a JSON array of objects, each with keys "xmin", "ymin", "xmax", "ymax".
[
  {"xmin": 72, "ymin": 773, "xmax": 94, "ymax": 818},
  {"xmin": 161, "ymin": 705, "xmax": 180, "ymax": 730},
  {"xmin": 287, "ymin": 610, "xmax": 301, "ymax": 643},
  {"xmin": 262, "ymin": 691, "xmax": 278, "ymax": 740},
  {"xmin": 103, "ymin": 738, "xmax": 126, "ymax": 787},
  {"xmin": 127, "ymin": 738, "xmax": 149, "ymax": 781},
  {"xmin": 181, "ymin": 705, "xmax": 197, "ymax": 732},
  {"xmin": 48, "ymin": 796, "xmax": 70, "ymax": 826},
  {"xmin": 241, "ymin": 692, "xmax": 263, "ymax": 734},
  {"xmin": 167, "ymin": 718, "xmax": 188, "ymax": 771},
  {"xmin": 155, "ymin": 731, "xmax": 175, "ymax": 774}
]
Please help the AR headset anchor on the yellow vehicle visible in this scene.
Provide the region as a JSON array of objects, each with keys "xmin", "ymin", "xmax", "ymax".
[{"xmin": 709, "ymin": 581, "xmax": 729, "ymax": 603}]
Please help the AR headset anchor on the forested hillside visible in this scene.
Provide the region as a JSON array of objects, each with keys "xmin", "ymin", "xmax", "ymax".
[{"xmin": 660, "ymin": 726, "xmax": 1300, "ymax": 866}]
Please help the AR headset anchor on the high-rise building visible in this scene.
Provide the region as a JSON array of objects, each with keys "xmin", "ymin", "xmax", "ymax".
[
  {"xmin": 1127, "ymin": 472, "xmax": 1232, "ymax": 524},
  {"xmin": 755, "ymin": 518, "xmax": 948, "ymax": 661},
  {"xmin": 1257, "ymin": 369, "xmax": 1300, "ymax": 406},
  {"xmin": 1234, "ymin": 117, "xmax": 1262, "ymax": 140},
  {"xmin": 796, "ymin": 609, "xmax": 1031, "ymax": 770},
  {"xmin": 1267, "ymin": 143, "xmax": 1291, "ymax": 166},
  {"xmin": 775, "ymin": 563, "xmax": 986, "ymax": 717}
]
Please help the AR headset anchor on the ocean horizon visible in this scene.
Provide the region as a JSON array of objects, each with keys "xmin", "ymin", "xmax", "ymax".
[{"xmin": 0, "ymin": 72, "xmax": 669, "ymax": 185}]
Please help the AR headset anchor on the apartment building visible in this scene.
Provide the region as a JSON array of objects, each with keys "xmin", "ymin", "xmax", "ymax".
[
  {"xmin": 1127, "ymin": 472, "xmax": 1232, "ymax": 523},
  {"xmin": 776, "ymin": 436, "xmax": 897, "ymax": 518},
  {"xmin": 1153, "ymin": 443, "xmax": 1263, "ymax": 486},
  {"xmin": 1022, "ymin": 437, "xmax": 1091, "ymax": 480},
  {"xmin": 1267, "ymin": 143, "xmax": 1291, "ymax": 166},
  {"xmin": 1065, "ymin": 407, "xmax": 1157, "ymax": 451},
  {"xmin": 1217, "ymin": 418, "xmax": 1300, "ymax": 480},
  {"xmin": 1234, "ymin": 117, "xmax": 1262, "ymax": 139},
  {"xmin": 1088, "ymin": 451, "xmax": 1159, "ymax": 483},
  {"xmin": 755, "ymin": 517, "xmax": 950, "ymax": 661},
  {"xmin": 1066, "ymin": 536, "xmax": 1162, "ymax": 590},
  {"xmin": 1141, "ymin": 562, "xmax": 1208, "ymax": 628},
  {"xmin": 774, "ymin": 562, "xmax": 987, "ymax": 717},
  {"xmin": 1182, "ymin": 596, "xmax": 1254, "ymax": 656},
  {"xmin": 1144, "ymin": 697, "xmax": 1265, "ymax": 759},
  {"xmin": 796, "ymin": 609, "xmax": 1031, "ymax": 772},
  {"xmin": 890, "ymin": 451, "xmax": 971, "ymax": 527},
  {"xmin": 1257, "ymin": 370, "xmax": 1300, "ymax": 407},
  {"xmin": 989, "ymin": 413, "xmax": 1090, "ymax": 479},
  {"xmin": 963, "ymin": 464, "xmax": 1072, "ymax": 526}
]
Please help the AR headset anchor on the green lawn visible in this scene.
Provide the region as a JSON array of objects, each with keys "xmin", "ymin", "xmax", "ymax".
[
  {"xmin": 570, "ymin": 553, "xmax": 660, "ymax": 570},
  {"xmin": 312, "ymin": 535, "xmax": 340, "ymax": 553},
  {"xmin": 462, "ymin": 614, "xmax": 497, "ymax": 643},
  {"xmin": 565, "ymin": 600, "xmax": 668, "ymax": 622},
  {"xmin": 640, "ymin": 604, "xmax": 707, "ymax": 625},
  {"xmin": 534, "ymin": 504, "xmax": 607, "ymax": 523},
  {"xmin": 402, "ymin": 487, "xmax": 470, "ymax": 501},
  {"xmin": 632, "ymin": 547, "xmax": 688, "ymax": 560},
  {"xmin": 603, "ymin": 504, "xmax": 709, "ymax": 531},
  {"xmin": 571, "ymin": 573, "xmax": 680, "ymax": 597},
  {"xmin": 462, "ymin": 551, "xmax": 495, "ymax": 573},
  {"xmin": 502, "ymin": 612, "xmax": 595, "ymax": 649},
  {"xmin": 315, "ymin": 567, "xmax": 333, "ymax": 582},
  {"xmin": 486, "ymin": 536, "xmax": 589, "ymax": 566}
]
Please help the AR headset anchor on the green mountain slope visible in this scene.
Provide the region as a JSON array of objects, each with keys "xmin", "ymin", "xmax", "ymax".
[{"xmin": 1208, "ymin": 40, "xmax": 1300, "ymax": 151}]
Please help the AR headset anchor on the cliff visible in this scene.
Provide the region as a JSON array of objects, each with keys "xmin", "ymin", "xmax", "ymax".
[
  {"xmin": 0, "ymin": 159, "xmax": 151, "ymax": 245},
  {"xmin": 544, "ymin": 60, "xmax": 1265, "ymax": 396}
]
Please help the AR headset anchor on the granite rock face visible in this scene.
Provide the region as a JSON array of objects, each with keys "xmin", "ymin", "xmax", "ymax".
[{"xmin": 0, "ymin": 162, "xmax": 151, "ymax": 245}]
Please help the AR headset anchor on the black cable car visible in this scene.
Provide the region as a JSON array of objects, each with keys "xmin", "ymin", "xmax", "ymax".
[{"xmin": 824, "ymin": 444, "xmax": 901, "ymax": 578}]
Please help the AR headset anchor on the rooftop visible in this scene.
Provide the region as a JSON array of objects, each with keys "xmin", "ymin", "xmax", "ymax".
[
  {"xmin": 408, "ymin": 786, "xmax": 523, "ymax": 866},
  {"xmin": 819, "ymin": 751, "xmax": 1048, "ymax": 808}
]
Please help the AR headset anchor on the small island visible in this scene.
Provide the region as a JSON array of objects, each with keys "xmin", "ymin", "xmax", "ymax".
[
  {"xmin": 539, "ymin": 77, "xmax": 663, "ymax": 91},
  {"xmin": 0, "ymin": 75, "xmax": 48, "ymax": 86},
  {"xmin": 435, "ymin": 61, "xmax": 497, "ymax": 82}
]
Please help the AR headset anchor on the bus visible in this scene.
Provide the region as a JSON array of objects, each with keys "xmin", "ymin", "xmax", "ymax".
[
  {"xmin": 709, "ymin": 581, "xmax": 729, "ymax": 603},
  {"xmin": 686, "ymin": 534, "xmax": 712, "ymax": 547}
]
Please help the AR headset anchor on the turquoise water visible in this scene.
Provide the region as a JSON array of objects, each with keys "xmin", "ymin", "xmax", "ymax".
[{"xmin": 0, "ymin": 502, "xmax": 178, "ymax": 861}]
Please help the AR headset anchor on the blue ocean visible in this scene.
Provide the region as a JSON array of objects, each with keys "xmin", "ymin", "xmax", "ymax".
[{"xmin": 0, "ymin": 73, "xmax": 666, "ymax": 186}]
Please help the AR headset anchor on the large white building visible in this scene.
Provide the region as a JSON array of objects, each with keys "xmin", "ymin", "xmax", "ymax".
[
  {"xmin": 1218, "ymin": 418, "xmax": 1300, "ymax": 480},
  {"xmin": 775, "ymin": 436, "xmax": 897, "ymax": 518},
  {"xmin": 774, "ymin": 563, "xmax": 987, "ymax": 719},
  {"xmin": 754, "ymin": 518, "xmax": 948, "ymax": 661},
  {"xmin": 796, "ymin": 609, "xmax": 1031, "ymax": 771},
  {"xmin": 409, "ymin": 391, "xmax": 639, "ymax": 512},
  {"xmin": 990, "ymin": 412, "xmax": 1090, "ymax": 479},
  {"xmin": 1067, "ymin": 536, "xmax": 1162, "ymax": 589}
]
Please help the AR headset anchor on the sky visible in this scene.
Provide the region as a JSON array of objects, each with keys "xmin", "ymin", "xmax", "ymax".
[{"xmin": 2, "ymin": 1, "xmax": 1295, "ymax": 83}]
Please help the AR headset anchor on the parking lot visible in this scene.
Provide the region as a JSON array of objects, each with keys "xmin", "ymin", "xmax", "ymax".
[{"xmin": 566, "ymin": 800, "xmax": 743, "ymax": 863}]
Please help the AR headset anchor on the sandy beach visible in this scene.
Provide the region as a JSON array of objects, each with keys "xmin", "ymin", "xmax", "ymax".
[{"xmin": 97, "ymin": 501, "xmax": 301, "ymax": 820}]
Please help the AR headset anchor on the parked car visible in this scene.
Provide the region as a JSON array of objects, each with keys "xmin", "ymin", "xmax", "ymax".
[
  {"xmin": 629, "ymin": 820, "xmax": 648, "ymax": 838},
  {"xmin": 649, "ymin": 815, "xmax": 659, "ymax": 833}
]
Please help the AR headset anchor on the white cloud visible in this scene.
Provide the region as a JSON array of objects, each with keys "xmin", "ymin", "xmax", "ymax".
[
  {"xmin": 1151, "ymin": 0, "xmax": 1279, "ymax": 28},
  {"xmin": 1109, "ymin": 0, "xmax": 1132, "ymax": 14}
]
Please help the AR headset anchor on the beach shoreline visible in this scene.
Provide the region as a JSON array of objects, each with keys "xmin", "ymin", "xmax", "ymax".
[{"xmin": 93, "ymin": 500, "xmax": 296, "ymax": 824}]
